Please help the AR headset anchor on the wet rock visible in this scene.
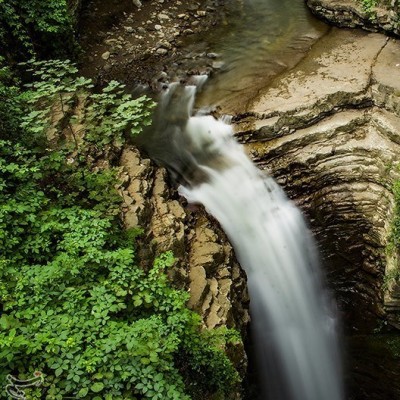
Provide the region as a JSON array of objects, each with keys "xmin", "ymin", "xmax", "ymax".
[
  {"xmin": 207, "ymin": 52, "xmax": 218, "ymax": 59},
  {"xmin": 306, "ymin": 0, "xmax": 400, "ymax": 37},
  {"xmin": 212, "ymin": 61, "xmax": 224, "ymax": 69}
]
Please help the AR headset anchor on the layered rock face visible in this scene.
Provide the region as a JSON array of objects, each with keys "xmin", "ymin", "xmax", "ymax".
[
  {"xmin": 306, "ymin": 0, "xmax": 400, "ymax": 37},
  {"xmin": 119, "ymin": 147, "xmax": 249, "ymax": 377},
  {"xmin": 235, "ymin": 28, "xmax": 400, "ymax": 332}
]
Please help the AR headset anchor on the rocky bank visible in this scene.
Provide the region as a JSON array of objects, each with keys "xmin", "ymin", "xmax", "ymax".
[{"xmin": 306, "ymin": 0, "xmax": 400, "ymax": 37}]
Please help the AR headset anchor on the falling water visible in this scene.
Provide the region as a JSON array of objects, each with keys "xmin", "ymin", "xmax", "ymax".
[{"xmin": 142, "ymin": 82, "xmax": 344, "ymax": 400}]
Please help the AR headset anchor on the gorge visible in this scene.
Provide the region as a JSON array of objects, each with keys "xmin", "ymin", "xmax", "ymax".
[
  {"xmin": 78, "ymin": 0, "xmax": 400, "ymax": 398},
  {"xmin": 1, "ymin": 0, "xmax": 400, "ymax": 398}
]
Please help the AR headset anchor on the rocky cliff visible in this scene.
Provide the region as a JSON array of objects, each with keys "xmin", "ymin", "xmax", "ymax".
[
  {"xmin": 234, "ymin": 28, "xmax": 400, "ymax": 332},
  {"xmin": 119, "ymin": 147, "xmax": 250, "ymax": 379}
]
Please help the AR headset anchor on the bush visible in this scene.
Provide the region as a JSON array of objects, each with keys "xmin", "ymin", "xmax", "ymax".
[
  {"xmin": 0, "ymin": 0, "xmax": 76, "ymax": 60},
  {"xmin": 0, "ymin": 60, "xmax": 241, "ymax": 399}
]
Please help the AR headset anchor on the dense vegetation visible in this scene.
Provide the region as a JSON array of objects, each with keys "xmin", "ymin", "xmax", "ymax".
[
  {"xmin": 0, "ymin": 0, "xmax": 78, "ymax": 61},
  {"xmin": 0, "ymin": 5, "xmax": 241, "ymax": 398}
]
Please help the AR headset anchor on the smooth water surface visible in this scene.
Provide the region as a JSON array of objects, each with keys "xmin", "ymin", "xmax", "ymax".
[{"xmin": 183, "ymin": 0, "xmax": 328, "ymax": 111}]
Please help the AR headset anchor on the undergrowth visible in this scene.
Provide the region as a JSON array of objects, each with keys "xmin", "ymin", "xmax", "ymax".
[{"xmin": 0, "ymin": 59, "xmax": 241, "ymax": 399}]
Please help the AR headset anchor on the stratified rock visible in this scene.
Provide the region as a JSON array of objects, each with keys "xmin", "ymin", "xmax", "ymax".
[
  {"xmin": 118, "ymin": 146, "xmax": 249, "ymax": 378},
  {"xmin": 306, "ymin": 0, "xmax": 400, "ymax": 37},
  {"xmin": 120, "ymin": 148, "xmax": 153, "ymax": 228},
  {"xmin": 236, "ymin": 28, "xmax": 400, "ymax": 332}
]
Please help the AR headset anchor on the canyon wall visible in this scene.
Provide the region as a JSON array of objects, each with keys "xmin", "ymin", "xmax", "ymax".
[{"xmin": 235, "ymin": 28, "xmax": 400, "ymax": 332}]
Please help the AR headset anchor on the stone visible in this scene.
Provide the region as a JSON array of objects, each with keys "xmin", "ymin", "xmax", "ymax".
[
  {"xmin": 207, "ymin": 52, "xmax": 218, "ymax": 59},
  {"xmin": 156, "ymin": 48, "xmax": 168, "ymax": 55},
  {"xmin": 306, "ymin": 0, "xmax": 400, "ymax": 36},
  {"xmin": 101, "ymin": 51, "xmax": 110, "ymax": 60},
  {"xmin": 132, "ymin": 0, "xmax": 142, "ymax": 8},
  {"xmin": 212, "ymin": 61, "xmax": 224, "ymax": 69},
  {"xmin": 158, "ymin": 13, "xmax": 169, "ymax": 20}
]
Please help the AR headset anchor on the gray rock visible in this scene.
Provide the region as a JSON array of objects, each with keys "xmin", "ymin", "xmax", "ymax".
[
  {"xmin": 207, "ymin": 52, "xmax": 218, "ymax": 59},
  {"xmin": 212, "ymin": 61, "xmax": 224, "ymax": 69}
]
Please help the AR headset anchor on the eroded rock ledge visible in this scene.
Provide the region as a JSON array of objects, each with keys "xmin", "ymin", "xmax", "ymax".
[
  {"xmin": 306, "ymin": 0, "xmax": 400, "ymax": 37},
  {"xmin": 234, "ymin": 28, "xmax": 400, "ymax": 332}
]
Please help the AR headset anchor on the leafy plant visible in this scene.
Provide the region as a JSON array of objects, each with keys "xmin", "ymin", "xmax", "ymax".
[
  {"xmin": 85, "ymin": 80, "xmax": 155, "ymax": 146},
  {"xmin": 0, "ymin": 0, "xmax": 76, "ymax": 60},
  {"xmin": 0, "ymin": 58, "xmax": 241, "ymax": 399},
  {"xmin": 19, "ymin": 59, "xmax": 155, "ymax": 148}
]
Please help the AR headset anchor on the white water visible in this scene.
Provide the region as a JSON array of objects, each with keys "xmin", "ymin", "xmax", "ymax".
[{"xmin": 144, "ymin": 83, "xmax": 344, "ymax": 400}]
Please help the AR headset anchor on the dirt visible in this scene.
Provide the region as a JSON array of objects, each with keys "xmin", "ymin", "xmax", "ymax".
[{"xmin": 78, "ymin": 0, "xmax": 229, "ymax": 90}]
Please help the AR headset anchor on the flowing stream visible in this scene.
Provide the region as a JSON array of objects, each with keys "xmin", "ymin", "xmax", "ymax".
[{"xmin": 141, "ymin": 0, "xmax": 343, "ymax": 398}]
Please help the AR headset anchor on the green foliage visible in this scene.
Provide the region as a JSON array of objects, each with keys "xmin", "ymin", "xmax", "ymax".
[
  {"xmin": 0, "ymin": 57, "xmax": 23, "ymax": 140},
  {"xmin": 20, "ymin": 59, "xmax": 155, "ymax": 148},
  {"xmin": 386, "ymin": 180, "xmax": 400, "ymax": 290},
  {"xmin": 360, "ymin": 0, "xmax": 378, "ymax": 12},
  {"xmin": 389, "ymin": 180, "xmax": 400, "ymax": 250},
  {"xmin": 0, "ymin": 0, "xmax": 76, "ymax": 60},
  {"xmin": 86, "ymin": 80, "xmax": 155, "ymax": 146},
  {"xmin": 0, "ymin": 60, "xmax": 241, "ymax": 399}
]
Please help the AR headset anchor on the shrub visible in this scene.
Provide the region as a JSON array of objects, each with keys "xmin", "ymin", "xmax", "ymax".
[
  {"xmin": 0, "ymin": 59, "xmax": 241, "ymax": 399},
  {"xmin": 0, "ymin": 0, "xmax": 77, "ymax": 60}
]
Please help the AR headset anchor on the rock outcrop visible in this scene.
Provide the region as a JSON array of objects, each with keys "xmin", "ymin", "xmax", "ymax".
[
  {"xmin": 119, "ymin": 147, "xmax": 249, "ymax": 378},
  {"xmin": 234, "ymin": 28, "xmax": 400, "ymax": 332},
  {"xmin": 306, "ymin": 0, "xmax": 400, "ymax": 37}
]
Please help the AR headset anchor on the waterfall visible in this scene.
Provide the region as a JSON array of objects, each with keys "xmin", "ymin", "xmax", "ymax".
[{"xmin": 142, "ymin": 82, "xmax": 344, "ymax": 400}]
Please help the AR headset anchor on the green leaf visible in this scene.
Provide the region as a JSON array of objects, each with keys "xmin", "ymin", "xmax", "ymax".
[
  {"xmin": 91, "ymin": 382, "xmax": 104, "ymax": 393},
  {"xmin": 77, "ymin": 387, "xmax": 89, "ymax": 397}
]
